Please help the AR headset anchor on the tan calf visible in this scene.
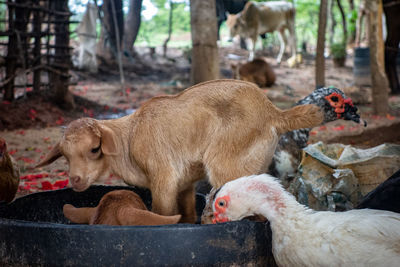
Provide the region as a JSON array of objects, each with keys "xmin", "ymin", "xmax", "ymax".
[{"xmin": 36, "ymin": 79, "xmax": 323, "ymax": 223}]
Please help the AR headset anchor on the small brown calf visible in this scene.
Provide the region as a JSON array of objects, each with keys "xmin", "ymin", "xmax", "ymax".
[
  {"xmin": 63, "ymin": 190, "xmax": 181, "ymax": 226},
  {"xmin": 231, "ymin": 58, "xmax": 276, "ymax": 87}
]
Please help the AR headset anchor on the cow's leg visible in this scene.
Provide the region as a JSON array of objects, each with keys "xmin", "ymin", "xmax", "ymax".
[
  {"xmin": 287, "ymin": 22, "xmax": 297, "ymax": 58},
  {"xmin": 276, "ymin": 30, "xmax": 286, "ymax": 64},
  {"xmin": 248, "ymin": 37, "xmax": 256, "ymax": 61}
]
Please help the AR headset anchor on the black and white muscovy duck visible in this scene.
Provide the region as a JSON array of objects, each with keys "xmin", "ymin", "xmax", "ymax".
[{"xmin": 268, "ymin": 86, "xmax": 367, "ymax": 187}]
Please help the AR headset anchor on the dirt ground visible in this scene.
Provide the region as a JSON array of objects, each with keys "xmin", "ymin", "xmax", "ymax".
[{"xmin": 1, "ymin": 45, "xmax": 400, "ymax": 198}]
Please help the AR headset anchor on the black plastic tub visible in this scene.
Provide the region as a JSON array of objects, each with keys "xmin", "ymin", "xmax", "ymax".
[{"xmin": 0, "ymin": 186, "xmax": 276, "ymax": 266}]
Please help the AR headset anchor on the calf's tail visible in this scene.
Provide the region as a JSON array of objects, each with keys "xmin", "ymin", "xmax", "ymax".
[{"xmin": 277, "ymin": 104, "xmax": 323, "ymax": 133}]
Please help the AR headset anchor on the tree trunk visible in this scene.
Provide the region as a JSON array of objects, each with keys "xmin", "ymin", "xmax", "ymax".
[
  {"xmin": 328, "ymin": 0, "xmax": 336, "ymax": 46},
  {"xmin": 336, "ymin": 0, "xmax": 347, "ymax": 44},
  {"xmin": 348, "ymin": 0, "xmax": 354, "ymax": 10},
  {"xmin": 189, "ymin": 0, "xmax": 220, "ymax": 85},
  {"xmin": 316, "ymin": 0, "xmax": 328, "ymax": 88},
  {"xmin": 4, "ymin": 0, "xmax": 31, "ymax": 101},
  {"xmin": 33, "ymin": 2, "xmax": 42, "ymax": 92},
  {"xmin": 50, "ymin": 0, "xmax": 74, "ymax": 110},
  {"xmin": 366, "ymin": 0, "xmax": 389, "ymax": 115},
  {"xmin": 122, "ymin": 0, "xmax": 143, "ymax": 54},
  {"xmin": 163, "ymin": 1, "xmax": 174, "ymax": 57},
  {"xmin": 347, "ymin": 0, "xmax": 356, "ymax": 43},
  {"xmin": 97, "ymin": 0, "xmax": 124, "ymax": 62}
]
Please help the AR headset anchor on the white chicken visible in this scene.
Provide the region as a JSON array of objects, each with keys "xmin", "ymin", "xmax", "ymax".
[{"xmin": 212, "ymin": 174, "xmax": 400, "ymax": 267}]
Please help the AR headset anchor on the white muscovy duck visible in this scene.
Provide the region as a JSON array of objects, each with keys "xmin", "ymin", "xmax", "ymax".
[{"xmin": 212, "ymin": 174, "xmax": 400, "ymax": 267}]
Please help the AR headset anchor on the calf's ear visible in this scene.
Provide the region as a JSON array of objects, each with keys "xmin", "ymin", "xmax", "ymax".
[
  {"xmin": 35, "ymin": 143, "xmax": 62, "ymax": 168},
  {"xmin": 99, "ymin": 124, "xmax": 118, "ymax": 155}
]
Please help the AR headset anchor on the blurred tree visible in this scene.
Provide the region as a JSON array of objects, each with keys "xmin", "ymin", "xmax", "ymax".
[
  {"xmin": 97, "ymin": 0, "xmax": 124, "ymax": 62},
  {"xmin": 336, "ymin": 0, "xmax": 347, "ymax": 44},
  {"xmin": 123, "ymin": 0, "xmax": 143, "ymax": 55},
  {"xmin": 162, "ymin": 0, "xmax": 174, "ymax": 57},
  {"xmin": 190, "ymin": 0, "xmax": 219, "ymax": 84},
  {"xmin": 316, "ymin": 0, "xmax": 328, "ymax": 88},
  {"xmin": 366, "ymin": 0, "xmax": 389, "ymax": 114},
  {"xmin": 51, "ymin": 0, "xmax": 75, "ymax": 109}
]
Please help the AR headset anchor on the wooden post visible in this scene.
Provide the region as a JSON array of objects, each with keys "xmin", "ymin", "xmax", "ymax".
[
  {"xmin": 189, "ymin": 0, "xmax": 220, "ymax": 85},
  {"xmin": 4, "ymin": 4, "xmax": 16, "ymax": 101},
  {"xmin": 33, "ymin": 3, "xmax": 42, "ymax": 92},
  {"xmin": 366, "ymin": 0, "xmax": 389, "ymax": 115},
  {"xmin": 315, "ymin": 0, "xmax": 328, "ymax": 88},
  {"xmin": 50, "ymin": 0, "xmax": 74, "ymax": 109}
]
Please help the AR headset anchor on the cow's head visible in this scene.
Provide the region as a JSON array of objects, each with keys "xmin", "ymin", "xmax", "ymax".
[
  {"xmin": 226, "ymin": 14, "xmax": 245, "ymax": 39},
  {"xmin": 36, "ymin": 118, "xmax": 118, "ymax": 192}
]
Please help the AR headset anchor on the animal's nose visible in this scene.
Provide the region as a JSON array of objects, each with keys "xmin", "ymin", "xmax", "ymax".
[{"xmin": 70, "ymin": 176, "xmax": 81, "ymax": 185}]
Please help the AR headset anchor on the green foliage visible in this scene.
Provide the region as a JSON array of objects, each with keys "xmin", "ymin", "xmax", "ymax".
[
  {"xmin": 65, "ymin": 0, "xmax": 361, "ymax": 50},
  {"xmin": 330, "ymin": 42, "xmax": 346, "ymax": 59},
  {"xmin": 295, "ymin": 0, "xmax": 320, "ymax": 47},
  {"xmin": 136, "ymin": 1, "xmax": 190, "ymax": 47}
]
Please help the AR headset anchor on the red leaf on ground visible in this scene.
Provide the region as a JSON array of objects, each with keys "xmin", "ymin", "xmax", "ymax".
[
  {"xmin": 35, "ymin": 148, "xmax": 42, "ymax": 153},
  {"xmin": 2, "ymin": 101, "xmax": 11, "ymax": 105},
  {"xmin": 310, "ymin": 131, "xmax": 317, "ymax": 136},
  {"xmin": 333, "ymin": 125, "xmax": 345, "ymax": 131},
  {"xmin": 55, "ymin": 116, "xmax": 64, "ymax": 125},
  {"xmin": 57, "ymin": 171, "xmax": 68, "ymax": 176},
  {"xmin": 17, "ymin": 130, "xmax": 25, "ymax": 135},
  {"xmin": 22, "ymin": 181, "xmax": 38, "ymax": 188},
  {"xmin": 318, "ymin": 126, "xmax": 327, "ymax": 131},
  {"xmin": 20, "ymin": 173, "xmax": 48, "ymax": 180},
  {"xmin": 53, "ymin": 179, "xmax": 69, "ymax": 189},
  {"xmin": 8, "ymin": 149, "xmax": 17, "ymax": 155},
  {"xmin": 17, "ymin": 157, "xmax": 35, "ymax": 164},
  {"xmin": 386, "ymin": 114, "xmax": 395, "ymax": 120},
  {"xmin": 41, "ymin": 181, "xmax": 53, "ymax": 190}
]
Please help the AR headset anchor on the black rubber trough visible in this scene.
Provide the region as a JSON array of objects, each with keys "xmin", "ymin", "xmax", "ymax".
[{"xmin": 0, "ymin": 185, "xmax": 276, "ymax": 266}]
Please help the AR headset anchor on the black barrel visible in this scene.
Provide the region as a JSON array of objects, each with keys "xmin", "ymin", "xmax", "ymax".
[
  {"xmin": 0, "ymin": 186, "xmax": 276, "ymax": 267},
  {"xmin": 353, "ymin": 47, "xmax": 371, "ymax": 86}
]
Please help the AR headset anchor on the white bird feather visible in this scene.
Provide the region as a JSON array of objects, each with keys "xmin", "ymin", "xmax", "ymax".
[{"xmin": 212, "ymin": 174, "xmax": 400, "ymax": 267}]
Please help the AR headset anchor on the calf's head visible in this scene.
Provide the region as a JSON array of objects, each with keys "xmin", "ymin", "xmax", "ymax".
[{"xmin": 36, "ymin": 118, "xmax": 118, "ymax": 192}]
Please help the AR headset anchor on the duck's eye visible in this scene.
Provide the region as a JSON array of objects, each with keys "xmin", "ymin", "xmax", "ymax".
[
  {"xmin": 331, "ymin": 96, "xmax": 339, "ymax": 102},
  {"xmin": 218, "ymin": 199, "xmax": 226, "ymax": 207},
  {"xmin": 91, "ymin": 145, "xmax": 101, "ymax": 154}
]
